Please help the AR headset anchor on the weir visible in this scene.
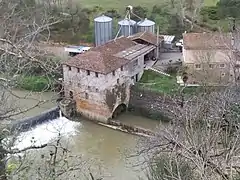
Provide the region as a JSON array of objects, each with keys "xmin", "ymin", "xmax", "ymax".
[{"xmin": 10, "ymin": 106, "xmax": 60, "ymax": 133}]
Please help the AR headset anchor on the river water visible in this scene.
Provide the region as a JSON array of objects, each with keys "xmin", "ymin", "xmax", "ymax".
[{"xmin": 8, "ymin": 89, "xmax": 160, "ymax": 179}]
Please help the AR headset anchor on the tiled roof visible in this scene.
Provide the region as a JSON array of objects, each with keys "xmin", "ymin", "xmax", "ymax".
[
  {"xmin": 183, "ymin": 33, "xmax": 232, "ymax": 50},
  {"xmin": 63, "ymin": 37, "xmax": 137, "ymax": 74},
  {"xmin": 130, "ymin": 31, "xmax": 163, "ymax": 46}
]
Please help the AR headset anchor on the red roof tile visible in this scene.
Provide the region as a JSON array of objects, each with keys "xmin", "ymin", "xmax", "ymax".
[
  {"xmin": 63, "ymin": 37, "xmax": 137, "ymax": 74},
  {"xmin": 130, "ymin": 31, "xmax": 163, "ymax": 46}
]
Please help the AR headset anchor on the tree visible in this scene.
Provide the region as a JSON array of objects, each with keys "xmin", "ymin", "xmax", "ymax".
[
  {"xmin": 131, "ymin": 6, "xmax": 148, "ymax": 21},
  {"xmin": 104, "ymin": 9, "xmax": 121, "ymax": 18},
  {"xmin": 146, "ymin": 155, "xmax": 195, "ymax": 180},
  {"xmin": 0, "ymin": 0, "xmax": 100, "ymax": 179},
  {"xmin": 217, "ymin": 0, "xmax": 240, "ymax": 19},
  {"xmin": 137, "ymin": 85, "xmax": 240, "ymax": 180},
  {"xmin": 136, "ymin": 37, "xmax": 240, "ymax": 179}
]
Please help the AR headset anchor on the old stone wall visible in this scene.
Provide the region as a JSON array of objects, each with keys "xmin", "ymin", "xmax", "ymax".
[{"xmin": 128, "ymin": 86, "xmax": 178, "ymax": 122}]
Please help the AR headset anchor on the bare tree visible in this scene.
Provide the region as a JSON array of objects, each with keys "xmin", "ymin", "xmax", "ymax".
[
  {"xmin": 0, "ymin": 0, "xmax": 101, "ymax": 179},
  {"xmin": 136, "ymin": 85, "xmax": 240, "ymax": 180}
]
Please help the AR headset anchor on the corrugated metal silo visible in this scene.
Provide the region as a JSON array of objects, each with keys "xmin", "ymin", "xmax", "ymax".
[
  {"xmin": 94, "ymin": 15, "xmax": 113, "ymax": 46},
  {"xmin": 118, "ymin": 19, "xmax": 136, "ymax": 37},
  {"xmin": 137, "ymin": 18, "xmax": 155, "ymax": 34}
]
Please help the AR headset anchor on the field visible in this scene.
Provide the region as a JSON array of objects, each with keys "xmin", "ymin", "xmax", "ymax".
[
  {"xmin": 79, "ymin": 0, "xmax": 219, "ymax": 11},
  {"xmin": 204, "ymin": 0, "xmax": 219, "ymax": 6}
]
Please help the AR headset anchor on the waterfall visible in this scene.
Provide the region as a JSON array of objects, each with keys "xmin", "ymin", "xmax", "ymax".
[
  {"xmin": 59, "ymin": 110, "xmax": 62, "ymax": 118},
  {"xmin": 6, "ymin": 112, "xmax": 80, "ymax": 151}
]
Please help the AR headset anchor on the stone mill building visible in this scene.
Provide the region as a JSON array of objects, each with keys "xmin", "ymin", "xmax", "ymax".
[{"xmin": 61, "ymin": 33, "xmax": 163, "ymax": 123}]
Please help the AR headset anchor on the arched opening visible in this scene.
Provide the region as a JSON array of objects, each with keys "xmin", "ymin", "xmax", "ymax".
[{"xmin": 112, "ymin": 103, "xmax": 127, "ymax": 119}]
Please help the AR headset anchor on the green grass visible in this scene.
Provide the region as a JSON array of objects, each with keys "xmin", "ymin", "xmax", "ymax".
[
  {"xmin": 138, "ymin": 70, "xmax": 209, "ymax": 96},
  {"xmin": 79, "ymin": 0, "xmax": 219, "ymax": 11},
  {"xmin": 17, "ymin": 76, "xmax": 52, "ymax": 92},
  {"xmin": 138, "ymin": 70, "xmax": 179, "ymax": 95},
  {"xmin": 204, "ymin": 0, "xmax": 219, "ymax": 6}
]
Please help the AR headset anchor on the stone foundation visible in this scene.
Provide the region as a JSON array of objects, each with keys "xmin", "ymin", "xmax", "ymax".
[{"xmin": 59, "ymin": 99, "xmax": 76, "ymax": 118}]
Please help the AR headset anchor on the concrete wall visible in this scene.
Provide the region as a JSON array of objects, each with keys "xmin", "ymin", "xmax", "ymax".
[{"xmin": 10, "ymin": 107, "xmax": 60, "ymax": 133}]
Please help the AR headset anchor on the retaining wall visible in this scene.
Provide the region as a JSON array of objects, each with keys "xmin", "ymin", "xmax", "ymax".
[
  {"xmin": 10, "ymin": 106, "xmax": 60, "ymax": 133},
  {"xmin": 128, "ymin": 86, "xmax": 178, "ymax": 122}
]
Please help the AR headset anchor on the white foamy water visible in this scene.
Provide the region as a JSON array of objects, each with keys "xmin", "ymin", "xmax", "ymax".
[{"xmin": 7, "ymin": 116, "xmax": 81, "ymax": 151}]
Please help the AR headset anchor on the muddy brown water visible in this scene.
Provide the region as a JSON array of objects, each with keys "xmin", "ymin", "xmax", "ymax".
[{"xmin": 8, "ymin": 89, "xmax": 161, "ymax": 179}]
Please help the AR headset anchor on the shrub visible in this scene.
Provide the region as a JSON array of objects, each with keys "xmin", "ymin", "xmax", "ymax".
[
  {"xmin": 18, "ymin": 76, "xmax": 51, "ymax": 92},
  {"xmin": 200, "ymin": 6, "xmax": 220, "ymax": 20},
  {"xmin": 166, "ymin": 66, "xmax": 178, "ymax": 75},
  {"xmin": 146, "ymin": 155, "xmax": 195, "ymax": 180}
]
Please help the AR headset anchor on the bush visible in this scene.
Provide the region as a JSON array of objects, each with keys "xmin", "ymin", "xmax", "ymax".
[
  {"xmin": 166, "ymin": 66, "xmax": 178, "ymax": 75},
  {"xmin": 18, "ymin": 76, "xmax": 51, "ymax": 92},
  {"xmin": 200, "ymin": 6, "xmax": 220, "ymax": 20},
  {"xmin": 146, "ymin": 155, "xmax": 195, "ymax": 180}
]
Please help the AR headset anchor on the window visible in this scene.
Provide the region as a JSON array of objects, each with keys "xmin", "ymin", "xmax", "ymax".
[
  {"xmin": 68, "ymin": 66, "xmax": 71, "ymax": 71},
  {"xmin": 195, "ymin": 64, "xmax": 201, "ymax": 69},
  {"xmin": 219, "ymin": 64, "xmax": 225, "ymax": 68},
  {"xmin": 133, "ymin": 59, "xmax": 138, "ymax": 67},
  {"xmin": 85, "ymin": 93, "xmax": 89, "ymax": 99},
  {"xmin": 69, "ymin": 91, "xmax": 73, "ymax": 99},
  {"xmin": 95, "ymin": 72, "xmax": 99, "ymax": 77},
  {"xmin": 209, "ymin": 64, "xmax": 214, "ymax": 69},
  {"xmin": 117, "ymin": 78, "xmax": 119, "ymax": 83},
  {"xmin": 112, "ymin": 70, "xmax": 115, "ymax": 76},
  {"xmin": 112, "ymin": 89, "xmax": 114, "ymax": 93},
  {"xmin": 87, "ymin": 86, "xmax": 90, "ymax": 90},
  {"xmin": 87, "ymin": 70, "xmax": 90, "ymax": 75},
  {"xmin": 221, "ymin": 73, "xmax": 226, "ymax": 77},
  {"xmin": 120, "ymin": 66, "xmax": 123, "ymax": 71},
  {"xmin": 77, "ymin": 68, "xmax": 80, "ymax": 73},
  {"xmin": 96, "ymin": 88, "xmax": 99, "ymax": 92}
]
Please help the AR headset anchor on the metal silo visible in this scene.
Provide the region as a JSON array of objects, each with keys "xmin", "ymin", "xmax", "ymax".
[
  {"xmin": 137, "ymin": 18, "xmax": 155, "ymax": 34},
  {"xmin": 94, "ymin": 15, "xmax": 113, "ymax": 46},
  {"xmin": 118, "ymin": 19, "xmax": 136, "ymax": 37}
]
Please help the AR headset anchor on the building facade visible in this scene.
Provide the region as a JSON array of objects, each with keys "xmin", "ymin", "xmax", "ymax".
[
  {"xmin": 62, "ymin": 35, "xmax": 162, "ymax": 122},
  {"xmin": 182, "ymin": 32, "xmax": 237, "ymax": 85}
]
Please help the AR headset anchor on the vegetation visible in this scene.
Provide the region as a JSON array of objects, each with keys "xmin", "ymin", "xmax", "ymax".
[
  {"xmin": 17, "ymin": 76, "xmax": 52, "ymax": 92},
  {"xmin": 146, "ymin": 155, "xmax": 195, "ymax": 180},
  {"xmin": 79, "ymin": 0, "xmax": 219, "ymax": 11},
  {"xmin": 138, "ymin": 70, "xmax": 179, "ymax": 95},
  {"xmin": 1, "ymin": 0, "xmax": 240, "ymax": 179},
  {"xmin": 138, "ymin": 70, "xmax": 204, "ymax": 96},
  {"xmin": 138, "ymin": 86, "xmax": 240, "ymax": 180}
]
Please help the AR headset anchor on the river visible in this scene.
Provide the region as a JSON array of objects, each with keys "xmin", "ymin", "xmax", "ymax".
[{"xmin": 8, "ymin": 89, "xmax": 160, "ymax": 179}]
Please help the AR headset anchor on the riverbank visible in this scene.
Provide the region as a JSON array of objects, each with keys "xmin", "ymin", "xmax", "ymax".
[{"xmin": 5, "ymin": 89, "xmax": 156, "ymax": 179}]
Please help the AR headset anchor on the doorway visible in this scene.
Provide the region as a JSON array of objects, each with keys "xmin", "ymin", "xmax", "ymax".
[{"xmin": 135, "ymin": 74, "xmax": 138, "ymax": 82}]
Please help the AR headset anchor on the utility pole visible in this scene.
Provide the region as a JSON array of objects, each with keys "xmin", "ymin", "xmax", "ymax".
[{"xmin": 156, "ymin": 26, "xmax": 159, "ymax": 60}]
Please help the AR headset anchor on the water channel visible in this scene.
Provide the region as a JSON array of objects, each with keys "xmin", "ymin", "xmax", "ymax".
[{"xmin": 8, "ymin": 89, "xmax": 160, "ymax": 179}]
